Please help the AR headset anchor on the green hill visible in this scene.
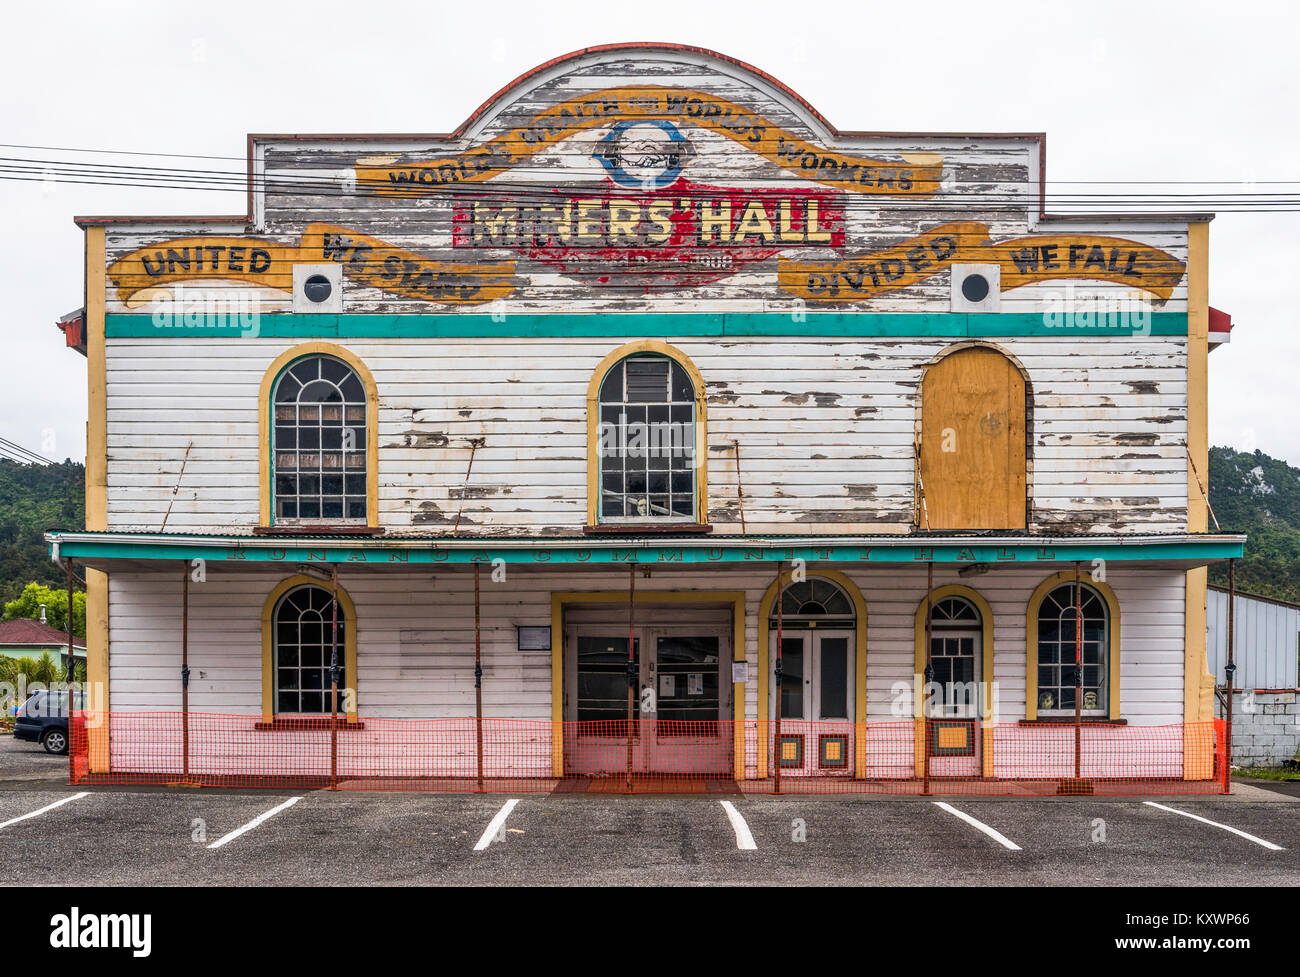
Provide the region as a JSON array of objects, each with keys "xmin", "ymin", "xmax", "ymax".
[
  {"xmin": 0, "ymin": 458, "xmax": 85, "ymax": 604},
  {"xmin": 1206, "ymin": 446, "xmax": 1300, "ymax": 603}
]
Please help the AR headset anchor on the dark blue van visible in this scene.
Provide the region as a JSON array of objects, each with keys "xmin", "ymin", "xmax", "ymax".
[{"xmin": 13, "ymin": 690, "xmax": 84, "ymax": 755}]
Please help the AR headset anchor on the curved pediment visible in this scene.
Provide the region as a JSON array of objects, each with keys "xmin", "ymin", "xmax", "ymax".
[{"xmin": 98, "ymin": 43, "xmax": 1188, "ymax": 315}]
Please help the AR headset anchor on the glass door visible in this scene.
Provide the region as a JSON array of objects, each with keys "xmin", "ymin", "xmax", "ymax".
[
  {"xmin": 927, "ymin": 629, "xmax": 981, "ymax": 778},
  {"xmin": 769, "ymin": 630, "xmax": 855, "ymax": 776},
  {"xmin": 645, "ymin": 628, "xmax": 731, "ymax": 775},
  {"xmin": 567, "ymin": 633, "xmax": 640, "ymax": 775},
  {"xmin": 564, "ymin": 620, "xmax": 731, "ymax": 777}
]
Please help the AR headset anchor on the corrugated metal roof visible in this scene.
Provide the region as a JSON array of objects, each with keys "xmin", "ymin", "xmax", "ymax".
[{"xmin": 0, "ymin": 618, "xmax": 86, "ymax": 649}]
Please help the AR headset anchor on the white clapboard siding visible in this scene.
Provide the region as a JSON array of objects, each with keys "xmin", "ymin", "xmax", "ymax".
[{"xmin": 104, "ymin": 334, "xmax": 1187, "ymax": 534}]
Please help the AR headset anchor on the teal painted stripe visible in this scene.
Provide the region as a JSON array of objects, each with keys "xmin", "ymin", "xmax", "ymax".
[
  {"xmin": 52, "ymin": 538, "xmax": 1242, "ymax": 566},
  {"xmin": 105, "ymin": 311, "xmax": 1189, "ymax": 340}
]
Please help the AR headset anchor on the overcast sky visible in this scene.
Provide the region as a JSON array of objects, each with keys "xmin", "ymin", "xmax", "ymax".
[{"xmin": 3, "ymin": 0, "xmax": 1296, "ymax": 468}]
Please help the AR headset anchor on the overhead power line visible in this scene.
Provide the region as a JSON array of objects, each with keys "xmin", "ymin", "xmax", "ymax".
[
  {"xmin": 0, "ymin": 142, "xmax": 1297, "ymax": 186},
  {"xmin": 0, "ymin": 438, "xmax": 52, "ymax": 466},
  {"xmin": 4, "ymin": 146, "xmax": 1300, "ymax": 211}
]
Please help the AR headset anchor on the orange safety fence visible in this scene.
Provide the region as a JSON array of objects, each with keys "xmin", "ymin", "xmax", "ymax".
[{"xmin": 69, "ymin": 713, "xmax": 1228, "ymax": 795}]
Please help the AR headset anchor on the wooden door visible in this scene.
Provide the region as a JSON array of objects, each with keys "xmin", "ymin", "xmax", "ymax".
[{"xmin": 919, "ymin": 347, "xmax": 1027, "ymax": 529}]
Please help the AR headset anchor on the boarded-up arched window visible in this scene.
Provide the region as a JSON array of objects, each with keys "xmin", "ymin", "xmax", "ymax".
[{"xmin": 919, "ymin": 346, "xmax": 1027, "ymax": 530}]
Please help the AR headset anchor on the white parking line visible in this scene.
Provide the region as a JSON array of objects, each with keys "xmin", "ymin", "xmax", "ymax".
[
  {"xmin": 719, "ymin": 800, "xmax": 757, "ymax": 850},
  {"xmin": 0, "ymin": 792, "xmax": 89, "ymax": 830},
  {"xmin": 207, "ymin": 796, "xmax": 302, "ymax": 850},
  {"xmin": 933, "ymin": 801, "xmax": 1022, "ymax": 851},
  {"xmin": 1143, "ymin": 801, "xmax": 1285, "ymax": 851},
  {"xmin": 474, "ymin": 798, "xmax": 520, "ymax": 851}
]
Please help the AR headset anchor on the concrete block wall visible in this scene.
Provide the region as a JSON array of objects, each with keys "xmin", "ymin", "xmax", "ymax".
[{"xmin": 1230, "ymin": 691, "xmax": 1300, "ymax": 767}]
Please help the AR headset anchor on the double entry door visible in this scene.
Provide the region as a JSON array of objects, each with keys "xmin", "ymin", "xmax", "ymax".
[
  {"xmin": 769, "ymin": 629, "xmax": 855, "ymax": 776},
  {"xmin": 564, "ymin": 608, "xmax": 732, "ymax": 776}
]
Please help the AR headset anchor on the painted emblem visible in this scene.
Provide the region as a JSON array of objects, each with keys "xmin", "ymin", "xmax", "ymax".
[{"xmin": 592, "ymin": 120, "xmax": 696, "ymax": 190}]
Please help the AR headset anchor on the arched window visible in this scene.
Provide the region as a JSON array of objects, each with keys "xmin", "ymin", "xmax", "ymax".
[
  {"xmin": 1035, "ymin": 582, "xmax": 1108, "ymax": 714},
  {"xmin": 272, "ymin": 355, "xmax": 367, "ymax": 522},
  {"xmin": 769, "ymin": 577, "xmax": 856, "ymax": 627},
  {"xmin": 273, "ymin": 585, "xmax": 346, "ymax": 715},
  {"xmin": 596, "ymin": 354, "xmax": 697, "ymax": 521}
]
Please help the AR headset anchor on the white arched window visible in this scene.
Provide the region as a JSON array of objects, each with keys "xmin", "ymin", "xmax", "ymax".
[
  {"xmin": 1036, "ymin": 583, "xmax": 1109, "ymax": 714},
  {"xmin": 273, "ymin": 585, "xmax": 346, "ymax": 715},
  {"xmin": 272, "ymin": 355, "xmax": 367, "ymax": 522},
  {"xmin": 597, "ymin": 355, "xmax": 697, "ymax": 521}
]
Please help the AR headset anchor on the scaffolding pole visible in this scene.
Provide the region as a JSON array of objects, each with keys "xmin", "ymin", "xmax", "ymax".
[
  {"xmin": 922, "ymin": 560, "xmax": 933, "ymax": 796},
  {"xmin": 181, "ymin": 561, "xmax": 190, "ymax": 783},
  {"xmin": 1074, "ymin": 562, "xmax": 1083, "ymax": 782},
  {"xmin": 774, "ymin": 560, "xmax": 784, "ymax": 795},
  {"xmin": 626, "ymin": 561, "xmax": 636, "ymax": 792},
  {"xmin": 65, "ymin": 560, "xmax": 76, "ymax": 784},
  {"xmin": 474, "ymin": 561, "xmax": 484, "ymax": 791},
  {"xmin": 1224, "ymin": 558, "xmax": 1237, "ymax": 794},
  {"xmin": 329, "ymin": 565, "xmax": 340, "ymax": 789}
]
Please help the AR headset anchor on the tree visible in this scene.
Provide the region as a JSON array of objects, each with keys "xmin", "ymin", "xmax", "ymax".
[
  {"xmin": 2, "ymin": 582, "xmax": 86, "ymax": 638},
  {"xmin": 0, "ymin": 459, "xmax": 86, "ymax": 605}
]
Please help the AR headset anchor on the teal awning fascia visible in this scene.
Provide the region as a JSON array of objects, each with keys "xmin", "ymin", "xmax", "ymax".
[{"xmin": 47, "ymin": 531, "xmax": 1246, "ymax": 569}]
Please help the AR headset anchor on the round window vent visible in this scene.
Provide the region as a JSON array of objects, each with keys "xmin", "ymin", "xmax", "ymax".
[
  {"xmin": 303, "ymin": 274, "xmax": 334, "ymax": 304},
  {"xmin": 960, "ymin": 273, "xmax": 990, "ymax": 303}
]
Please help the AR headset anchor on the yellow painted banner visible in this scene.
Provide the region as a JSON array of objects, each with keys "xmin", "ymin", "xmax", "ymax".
[
  {"xmin": 106, "ymin": 224, "xmax": 517, "ymax": 306},
  {"xmin": 355, "ymin": 87, "xmax": 943, "ymax": 197},
  {"xmin": 779, "ymin": 222, "xmax": 1187, "ymax": 303}
]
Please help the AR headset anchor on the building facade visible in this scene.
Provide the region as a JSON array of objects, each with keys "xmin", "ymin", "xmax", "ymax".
[{"xmin": 52, "ymin": 44, "xmax": 1243, "ymax": 791}]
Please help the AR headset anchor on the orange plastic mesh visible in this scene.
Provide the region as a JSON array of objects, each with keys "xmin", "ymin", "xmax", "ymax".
[{"xmin": 68, "ymin": 713, "xmax": 1227, "ymax": 795}]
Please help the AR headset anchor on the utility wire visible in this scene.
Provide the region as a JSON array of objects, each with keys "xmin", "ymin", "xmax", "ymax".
[
  {"xmin": 0, "ymin": 438, "xmax": 52, "ymax": 465},
  {"xmin": 5, "ymin": 149, "xmax": 1300, "ymax": 210},
  {"xmin": 8, "ymin": 172, "xmax": 1300, "ymax": 212},
  {"xmin": 1, "ymin": 141, "xmax": 1296, "ymax": 186}
]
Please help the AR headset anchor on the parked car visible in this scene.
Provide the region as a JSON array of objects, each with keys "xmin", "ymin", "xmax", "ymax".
[{"xmin": 13, "ymin": 690, "xmax": 84, "ymax": 755}]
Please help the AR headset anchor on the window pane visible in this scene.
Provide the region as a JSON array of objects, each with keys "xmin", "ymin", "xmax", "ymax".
[
  {"xmin": 656, "ymin": 636, "xmax": 719, "ymax": 729},
  {"xmin": 670, "ymin": 361, "xmax": 693, "ymax": 401},
  {"xmin": 626, "ymin": 359, "xmax": 669, "ymax": 402},
  {"xmin": 340, "ymin": 375, "xmax": 364, "ymax": 402},
  {"xmin": 780, "ymin": 638, "xmax": 804, "ymax": 720},
  {"xmin": 818, "ymin": 638, "xmax": 848, "ymax": 720},
  {"xmin": 598, "ymin": 362, "xmax": 623, "ymax": 403},
  {"xmin": 576, "ymin": 636, "xmax": 638, "ymax": 732}
]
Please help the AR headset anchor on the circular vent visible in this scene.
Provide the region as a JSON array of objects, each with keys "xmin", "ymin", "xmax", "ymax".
[{"xmin": 961, "ymin": 273, "xmax": 990, "ymax": 303}]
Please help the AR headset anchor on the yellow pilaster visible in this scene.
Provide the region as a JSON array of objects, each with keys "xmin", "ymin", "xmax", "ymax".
[
  {"xmin": 84, "ymin": 226, "xmax": 110, "ymax": 773},
  {"xmin": 1184, "ymin": 221, "xmax": 1215, "ymax": 779}
]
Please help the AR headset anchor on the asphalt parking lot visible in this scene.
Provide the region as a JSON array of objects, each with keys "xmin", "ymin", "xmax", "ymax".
[{"xmin": 0, "ymin": 737, "xmax": 1295, "ymax": 886}]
